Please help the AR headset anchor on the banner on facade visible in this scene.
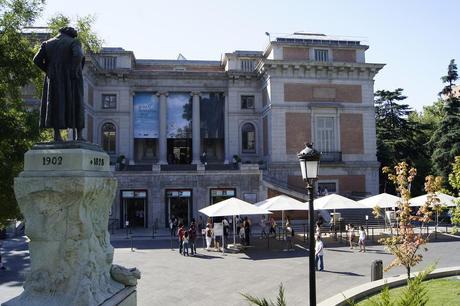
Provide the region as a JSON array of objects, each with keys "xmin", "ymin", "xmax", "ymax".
[{"xmin": 133, "ymin": 93, "xmax": 159, "ymax": 138}]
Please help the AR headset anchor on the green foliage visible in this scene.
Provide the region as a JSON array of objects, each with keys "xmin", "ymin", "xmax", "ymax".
[
  {"xmin": 0, "ymin": 1, "xmax": 102, "ymax": 227},
  {"xmin": 374, "ymin": 89, "xmax": 428, "ymax": 194},
  {"xmin": 429, "ymin": 59, "xmax": 460, "ymax": 184},
  {"xmin": 241, "ymin": 283, "xmax": 287, "ymax": 306},
  {"xmin": 47, "ymin": 13, "xmax": 103, "ymax": 53},
  {"xmin": 397, "ymin": 264, "xmax": 434, "ymax": 306},
  {"xmin": 0, "ymin": 0, "xmax": 45, "ymax": 227},
  {"xmin": 365, "ymin": 285, "xmax": 393, "ymax": 306}
]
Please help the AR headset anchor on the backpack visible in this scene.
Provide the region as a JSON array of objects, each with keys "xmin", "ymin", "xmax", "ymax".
[{"xmin": 206, "ymin": 228, "xmax": 212, "ymax": 237}]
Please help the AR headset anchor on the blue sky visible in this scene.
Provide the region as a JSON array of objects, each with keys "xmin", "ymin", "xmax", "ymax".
[{"xmin": 37, "ymin": 0, "xmax": 460, "ymax": 112}]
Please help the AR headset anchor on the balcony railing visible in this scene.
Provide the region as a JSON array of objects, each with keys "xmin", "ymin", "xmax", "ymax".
[{"xmin": 320, "ymin": 151, "xmax": 342, "ymax": 163}]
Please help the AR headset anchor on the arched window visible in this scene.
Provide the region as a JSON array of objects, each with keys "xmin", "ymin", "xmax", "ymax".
[
  {"xmin": 102, "ymin": 123, "xmax": 116, "ymax": 154},
  {"xmin": 242, "ymin": 123, "xmax": 256, "ymax": 153}
]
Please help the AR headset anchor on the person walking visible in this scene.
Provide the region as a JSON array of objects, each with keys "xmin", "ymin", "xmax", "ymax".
[
  {"xmin": 269, "ymin": 216, "xmax": 277, "ymax": 238},
  {"xmin": 315, "ymin": 235, "xmax": 324, "ymax": 271},
  {"xmin": 177, "ymin": 223, "xmax": 185, "ymax": 254},
  {"xmin": 189, "ymin": 219, "xmax": 197, "ymax": 256},
  {"xmin": 244, "ymin": 217, "xmax": 251, "ymax": 246},
  {"xmin": 285, "ymin": 224, "xmax": 294, "ymax": 250},
  {"xmin": 358, "ymin": 225, "xmax": 366, "ymax": 253},
  {"xmin": 259, "ymin": 215, "xmax": 268, "ymax": 239}
]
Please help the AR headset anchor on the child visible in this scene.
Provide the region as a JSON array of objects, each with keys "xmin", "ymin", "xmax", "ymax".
[
  {"xmin": 183, "ymin": 231, "xmax": 189, "ymax": 256},
  {"xmin": 347, "ymin": 224, "xmax": 355, "ymax": 249}
]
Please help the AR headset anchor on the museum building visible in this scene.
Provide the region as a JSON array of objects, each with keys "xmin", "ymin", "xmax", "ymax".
[{"xmin": 81, "ymin": 33, "xmax": 385, "ymax": 229}]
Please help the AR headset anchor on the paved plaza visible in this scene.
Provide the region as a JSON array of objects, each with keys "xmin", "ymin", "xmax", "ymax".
[{"xmin": 1, "ymin": 232, "xmax": 460, "ymax": 306}]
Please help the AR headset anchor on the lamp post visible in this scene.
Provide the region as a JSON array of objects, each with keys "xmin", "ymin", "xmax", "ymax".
[{"xmin": 298, "ymin": 143, "xmax": 321, "ymax": 306}]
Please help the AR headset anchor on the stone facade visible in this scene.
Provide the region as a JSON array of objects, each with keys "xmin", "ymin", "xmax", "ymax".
[{"xmin": 81, "ymin": 34, "xmax": 384, "ymax": 228}]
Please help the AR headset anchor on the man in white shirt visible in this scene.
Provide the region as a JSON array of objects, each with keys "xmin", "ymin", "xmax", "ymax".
[{"xmin": 315, "ymin": 235, "xmax": 324, "ymax": 271}]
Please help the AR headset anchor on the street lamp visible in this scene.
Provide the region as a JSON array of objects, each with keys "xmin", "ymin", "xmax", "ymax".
[{"xmin": 298, "ymin": 143, "xmax": 321, "ymax": 306}]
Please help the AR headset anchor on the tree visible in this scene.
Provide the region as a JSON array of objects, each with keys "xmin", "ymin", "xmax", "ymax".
[
  {"xmin": 429, "ymin": 59, "xmax": 460, "ymax": 183},
  {"xmin": 448, "ymin": 156, "xmax": 460, "ymax": 232},
  {"xmin": 0, "ymin": 0, "xmax": 45, "ymax": 227},
  {"xmin": 47, "ymin": 13, "xmax": 102, "ymax": 53},
  {"xmin": 380, "ymin": 162, "xmax": 438, "ymax": 279},
  {"xmin": 0, "ymin": 0, "xmax": 103, "ymax": 227},
  {"xmin": 375, "ymin": 89, "xmax": 426, "ymax": 194}
]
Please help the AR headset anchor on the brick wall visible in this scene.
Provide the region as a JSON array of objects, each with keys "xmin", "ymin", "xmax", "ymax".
[
  {"xmin": 340, "ymin": 113, "xmax": 364, "ymax": 154},
  {"xmin": 284, "ymin": 83, "xmax": 362, "ymax": 103},
  {"xmin": 333, "ymin": 49, "xmax": 356, "ymax": 62},
  {"xmin": 288, "ymin": 175, "xmax": 366, "ymax": 194},
  {"xmin": 285, "ymin": 112, "xmax": 311, "ymax": 154},
  {"xmin": 283, "ymin": 47, "xmax": 309, "ymax": 60}
]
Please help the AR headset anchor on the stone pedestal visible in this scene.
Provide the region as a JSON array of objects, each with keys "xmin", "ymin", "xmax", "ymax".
[{"xmin": 3, "ymin": 142, "xmax": 137, "ymax": 306}]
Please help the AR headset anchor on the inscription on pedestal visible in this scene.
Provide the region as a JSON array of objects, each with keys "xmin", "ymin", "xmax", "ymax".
[{"xmin": 24, "ymin": 148, "xmax": 110, "ymax": 172}]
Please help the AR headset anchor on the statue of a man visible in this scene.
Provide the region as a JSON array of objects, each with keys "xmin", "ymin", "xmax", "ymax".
[{"xmin": 33, "ymin": 26, "xmax": 85, "ymax": 142}]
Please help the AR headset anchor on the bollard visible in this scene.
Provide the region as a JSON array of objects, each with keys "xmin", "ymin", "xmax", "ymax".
[
  {"xmin": 371, "ymin": 260, "xmax": 383, "ymax": 281},
  {"xmin": 130, "ymin": 236, "xmax": 134, "ymax": 252}
]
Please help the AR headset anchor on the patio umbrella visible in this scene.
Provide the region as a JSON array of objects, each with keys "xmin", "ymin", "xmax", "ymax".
[
  {"xmin": 409, "ymin": 192, "xmax": 457, "ymax": 207},
  {"xmin": 199, "ymin": 197, "xmax": 272, "ymax": 245},
  {"xmin": 310, "ymin": 194, "xmax": 368, "ymax": 226},
  {"xmin": 312, "ymin": 194, "xmax": 368, "ymax": 210},
  {"xmin": 409, "ymin": 192, "xmax": 458, "ymax": 226},
  {"xmin": 358, "ymin": 193, "xmax": 401, "ymax": 228},
  {"xmin": 358, "ymin": 193, "xmax": 401, "ymax": 209},
  {"xmin": 255, "ymin": 195, "xmax": 308, "ymax": 234}
]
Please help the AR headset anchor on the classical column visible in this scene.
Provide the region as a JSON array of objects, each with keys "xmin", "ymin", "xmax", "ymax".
[
  {"xmin": 158, "ymin": 92, "xmax": 168, "ymax": 164},
  {"xmin": 224, "ymin": 94, "xmax": 230, "ymax": 164},
  {"xmin": 191, "ymin": 92, "xmax": 201, "ymax": 164}
]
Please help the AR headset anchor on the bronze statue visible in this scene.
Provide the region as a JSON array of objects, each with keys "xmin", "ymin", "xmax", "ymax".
[{"xmin": 33, "ymin": 26, "xmax": 85, "ymax": 142}]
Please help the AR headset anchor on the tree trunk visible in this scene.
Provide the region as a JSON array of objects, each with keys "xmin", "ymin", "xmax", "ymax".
[{"xmin": 407, "ymin": 266, "xmax": 411, "ymax": 279}]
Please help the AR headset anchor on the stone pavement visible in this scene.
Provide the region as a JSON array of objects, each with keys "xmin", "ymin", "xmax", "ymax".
[{"xmin": 1, "ymin": 232, "xmax": 459, "ymax": 306}]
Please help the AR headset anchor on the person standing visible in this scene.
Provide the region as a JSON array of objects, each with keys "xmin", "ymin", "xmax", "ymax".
[
  {"xmin": 182, "ymin": 231, "xmax": 190, "ymax": 256},
  {"xmin": 189, "ymin": 219, "xmax": 197, "ymax": 256},
  {"xmin": 205, "ymin": 223, "xmax": 213, "ymax": 250},
  {"xmin": 315, "ymin": 235, "xmax": 324, "ymax": 271},
  {"xmin": 348, "ymin": 224, "xmax": 355, "ymax": 249},
  {"xmin": 359, "ymin": 225, "xmax": 366, "ymax": 253},
  {"xmin": 177, "ymin": 224, "xmax": 185, "ymax": 254}
]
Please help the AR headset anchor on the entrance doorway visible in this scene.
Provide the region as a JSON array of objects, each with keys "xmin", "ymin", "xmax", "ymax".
[
  {"xmin": 167, "ymin": 139, "xmax": 192, "ymax": 164},
  {"xmin": 166, "ymin": 190, "xmax": 192, "ymax": 226},
  {"xmin": 121, "ymin": 190, "xmax": 147, "ymax": 228}
]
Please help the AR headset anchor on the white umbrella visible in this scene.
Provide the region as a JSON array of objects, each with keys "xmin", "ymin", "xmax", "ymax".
[
  {"xmin": 409, "ymin": 192, "xmax": 457, "ymax": 207},
  {"xmin": 256, "ymin": 195, "xmax": 308, "ymax": 211},
  {"xmin": 358, "ymin": 193, "xmax": 401, "ymax": 209},
  {"xmin": 312, "ymin": 194, "xmax": 368, "ymax": 210},
  {"xmin": 199, "ymin": 197, "xmax": 272, "ymax": 245},
  {"xmin": 307, "ymin": 194, "xmax": 367, "ymax": 228},
  {"xmin": 256, "ymin": 195, "xmax": 308, "ymax": 235}
]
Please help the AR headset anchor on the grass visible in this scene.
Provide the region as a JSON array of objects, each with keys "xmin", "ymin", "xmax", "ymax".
[{"xmin": 357, "ymin": 278, "xmax": 460, "ymax": 306}]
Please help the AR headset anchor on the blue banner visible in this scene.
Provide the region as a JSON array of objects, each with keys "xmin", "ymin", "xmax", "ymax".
[{"xmin": 133, "ymin": 93, "xmax": 159, "ymax": 138}]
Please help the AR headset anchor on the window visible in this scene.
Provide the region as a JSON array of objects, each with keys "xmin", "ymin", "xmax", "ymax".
[
  {"xmin": 315, "ymin": 117, "xmax": 336, "ymax": 153},
  {"xmin": 318, "ymin": 182, "xmax": 337, "ymax": 196},
  {"xmin": 241, "ymin": 59, "xmax": 255, "ymax": 72},
  {"xmin": 102, "ymin": 123, "xmax": 116, "ymax": 154},
  {"xmin": 241, "ymin": 95, "xmax": 255, "ymax": 109},
  {"xmin": 102, "ymin": 56, "xmax": 117, "ymax": 69},
  {"xmin": 102, "ymin": 94, "xmax": 117, "ymax": 109},
  {"xmin": 314, "ymin": 49, "xmax": 329, "ymax": 62},
  {"xmin": 242, "ymin": 123, "xmax": 256, "ymax": 153}
]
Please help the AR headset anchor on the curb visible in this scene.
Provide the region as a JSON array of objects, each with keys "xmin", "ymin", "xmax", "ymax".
[{"xmin": 318, "ymin": 266, "xmax": 460, "ymax": 306}]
